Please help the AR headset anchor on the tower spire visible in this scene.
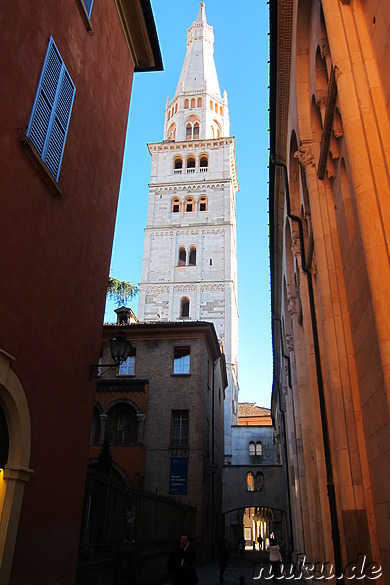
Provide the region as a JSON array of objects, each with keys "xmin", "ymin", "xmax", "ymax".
[{"xmin": 163, "ymin": 3, "xmax": 229, "ymax": 142}]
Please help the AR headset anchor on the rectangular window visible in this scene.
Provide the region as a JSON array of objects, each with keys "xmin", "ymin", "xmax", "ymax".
[
  {"xmin": 173, "ymin": 347, "xmax": 190, "ymax": 374},
  {"xmin": 118, "ymin": 349, "xmax": 136, "ymax": 376},
  {"xmin": 27, "ymin": 37, "xmax": 75, "ymax": 181},
  {"xmin": 171, "ymin": 410, "xmax": 189, "ymax": 447}
]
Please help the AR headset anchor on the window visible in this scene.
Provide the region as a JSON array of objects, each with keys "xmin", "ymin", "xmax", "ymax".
[
  {"xmin": 174, "ymin": 157, "xmax": 183, "ymax": 170},
  {"xmin": 193, "ymin": 123, "xmax": 199, "ymax": 139},
  {"xmin": 180, "ymin": 298, "xmax": 190, "ymax": 318},
  {"xmin": 173, "ymin": 346, "xmax": 190, "ymax": 373},
  {"xmin": 191, "ymin": 98, "xmax": 196, "ymax": 108},
  {"xmin": 118, "ymin": 349, "xmax": 136, "ymax": 376},
  {"xmin": 172, "ymin": 198, "xmax": 181, "ymax": 213},
  {"xmin": 189, "ymin": 247, "xmax": 196, "ymax": 266},
  {"xmin": 186, "ymin": 124, "xmax": 192, "ymax": 139},
  {"xmin": 171, "ymin": 410, "xmax": 189, "ymax": 446},
  {"xmin": 184, "ymin": 99, "xmax": 189, "ymax": 109},
  {"xmin": 249, "ymin": 441, "xmax": 255, "ymax": 457},
  {"xmin": 107, "ymin": 404, "xmax": 137, "ymax": 447},
  {"xmin": 256, "ymin": 441, "xmax": 263, "ymax": 456},
  {"xmin": 215, "ymin": 103, "xmax": 218, "ymax": 113},
  {"xmin": 200, "ymin": 156, "xmax": 208, "ymax": 169},
  {"xmin": 199, "ymin": 196, "xmax": 208, "ymax": 211},
  {"xmin": 186, "ymin": 157, "xmax": 196, "ymax": 169},
  {"xmin": 255, "ymin": 471, "xmax": 264, "ymax": 491},
  {"xmin": 178, "ymin": 247, "xmax": 186, "ymax": 266},
  {"xmin": 26, "ymin": 37, "xmax": 76, "ymax": 181},
  {"xmin": 197, "ymin": 97, "xmax": 202, "ymax": 107},
  {"xmin": 246, "ymin": 472, "xmax": 255, "ymax": 492},
  {"xmin": 90, "ymin": 407, "xmax": 101, "ymax": 446},
  {"xmin": 210, "ymin": 100, "xmax": 213, "ymax": 110},
  {"xmin": 185, "ymin": 197, "xmax": 194, "ymax": 212}
]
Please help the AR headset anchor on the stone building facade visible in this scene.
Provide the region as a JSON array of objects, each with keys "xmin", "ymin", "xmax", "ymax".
[
  {"xmin": 0, "ymin": 2, "xmax": 161, "ymax": 584},
  {"xmin": 137, "ymin": 3, "xmax": 240, "ymax": 460},
  {"xmin": 269, "ymin": 0, "xmax": 390, "ymax": 581},
  {"xmin": 87, "ymin": 318, "xmax": 227, "ymax": 567}
]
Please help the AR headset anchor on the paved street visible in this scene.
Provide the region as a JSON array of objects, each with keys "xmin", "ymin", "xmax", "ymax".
[{"xmin": 163, "ymin": 550, "xmax": 316, "ymax": 585}]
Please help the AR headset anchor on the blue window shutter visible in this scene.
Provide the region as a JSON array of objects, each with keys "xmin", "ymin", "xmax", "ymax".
[
  {"xmin": 27, "ymin": 38, "xmax": 75, "ymax": 181},
  {"xmin": 82, "ymin": 0, "xmax": 93, "ymax": 18}
]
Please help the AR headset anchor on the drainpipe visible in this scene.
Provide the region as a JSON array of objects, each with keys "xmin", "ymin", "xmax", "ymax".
[{"xmin": 271, "ymin": 156, "xmax": 343, "ymax": 582}]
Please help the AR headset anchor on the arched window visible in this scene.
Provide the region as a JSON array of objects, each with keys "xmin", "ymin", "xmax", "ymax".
[
  {"xmin": 167, "ymin": 110, "xmax": 171, "ymax": 120},
  {"xmin": 186, "ymin": 157, "xmax": 196, "ymax": 170},
  {"xmin": 189, "ymin": 247, "xmax": 196, "ymax": 266},
  {"xmin": 255, "ymin": 472, "xmax": 264, "ymax": 492},
  {"xmin": 199, "ymin": 155, "xmax": 208, "ymax": 171},
  {"xmin": 215, "ymin": 103, "xmax": 218, "ymax": 113},
  {"xmin": 198, "ymin": 196, "xmax": 208, "ymax": 211},
  {"xmin": 186, "ymin": 124, "xmax": 192, "ymax": 139},
  {"xmin": 172, "ymin": 198, "xmax": 181, "ymax": 213},
  {"xmin": 220, "ymin": 106, "xmax": 223, "ymax": 116},
  {"xmin": 180, "ymin": 297, "xmax": 190, "ymax": 318},
  {"xmin": 185, "ymin": 197, "xmax": 194, "ymax": 212},
  {"xmin": 178, "ymin": 247, "xmax": 186, "ymax": 266},
  {"xmin": 197, "ymin": 97, "xmax": 202, "ymax": 107},
  {"xmin": 249, "ymin": 441, "xmax": 255, "ymax": 457},
  {"xmin": 193, "ymin": 123, "xmax": 199, "ymax": 139},
  {"xmin": 210, "ymin": 100, "xmax": 213, "ymax": 110},
  {"xmin": 184, "ymin": 99, "xmax": 189, "ymax": 109},
  {"xmin": 90, "ymin": 406, "xmax": 101, "ymax": 447},
  {"xmin": 246, "ymin": 472, "xmax": 255, "ymax": 492},
  {"xmin": 174, "ymin": 157, "xmax": 183, "ymax": 170},
  {"xmin": 175, "ymin": 103, "xmax": 178, "ymax": 113},
  {"xmin": 191, "ymin": 98, "xmax": 195, "ymax": 108},
  {"xmin": 256, "ymin": 441, "xmax": 263, "ymax": 456},
  {"xmin": 107, "ymin": 404, "xmax": 137, "ymax": 447}
]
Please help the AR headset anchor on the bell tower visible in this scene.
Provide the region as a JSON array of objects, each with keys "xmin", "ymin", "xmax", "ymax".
[{"xmin": 138, "ymin": 3, "xmax": 239, "ymax": 454}]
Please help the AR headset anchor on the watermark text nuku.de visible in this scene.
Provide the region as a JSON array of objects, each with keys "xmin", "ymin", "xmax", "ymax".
[{"xmin": 254, "ymin": 553, "xmax": 383, "ymax": 580}]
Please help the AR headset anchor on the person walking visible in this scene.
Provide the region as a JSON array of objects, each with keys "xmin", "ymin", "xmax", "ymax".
[
  {"xmin": 238, "ymin": 535, "xmax": 245, "ymax": 558},
  {"xmin": 267, "ymin": 537, "xmax": 283, "ymax": 582},
  {"xmin": 168, "ymin": 533, "xmax": 199, "ymax": 585}
]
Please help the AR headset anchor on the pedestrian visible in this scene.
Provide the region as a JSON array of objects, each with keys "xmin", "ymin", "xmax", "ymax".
[
  {"xmin": 238, "ymin": 535, "xmax": 245, "ymax": 558},
  {"xmin": 168, "ymin": 532, "xmax": 199, "ymax": 585},
  {"xmin": 266, "ymin": 537, "xmax": 283, "ymax": 582},
  {"xmin": 217, "ymin": 538, "xmax": 230, "ymax": 584},
  {"xmin": 257, "ymin": 534, "xmax": 263, "ymax": 551}
]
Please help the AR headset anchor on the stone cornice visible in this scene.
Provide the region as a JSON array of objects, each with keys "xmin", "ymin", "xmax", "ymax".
[{"xmin": 148, "ymin": 137, "xmax": 235, "ymax": 153}]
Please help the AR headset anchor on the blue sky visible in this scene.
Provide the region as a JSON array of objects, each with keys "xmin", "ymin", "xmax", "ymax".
[{"xmin": 104, "ymin": 0, "xmax": 272, "ymax": 408}]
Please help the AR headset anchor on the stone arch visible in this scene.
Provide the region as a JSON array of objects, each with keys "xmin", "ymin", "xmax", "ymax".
[{"xmin": 0, "ymin": 350, "xmax": 33, "ymax": 584}]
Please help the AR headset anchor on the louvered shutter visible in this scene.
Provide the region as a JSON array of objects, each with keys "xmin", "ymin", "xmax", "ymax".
[
  {"xmin": 82, "ymin": 0, "xmax": 93, "ymax": 18},
  {"xmin": 27, "ymin": 38, "xmax": 75, "ymax": 181}
]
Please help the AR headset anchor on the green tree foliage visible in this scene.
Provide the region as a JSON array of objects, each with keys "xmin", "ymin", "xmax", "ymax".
[{"xmin": 107, "ymin": 277, "xmax": 138, "ymax": 307}]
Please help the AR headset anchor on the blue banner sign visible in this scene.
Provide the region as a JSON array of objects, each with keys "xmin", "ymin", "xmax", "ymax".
[{"xmin": 169, "ymin": 457, "xmax": 188, "ymax": 494}]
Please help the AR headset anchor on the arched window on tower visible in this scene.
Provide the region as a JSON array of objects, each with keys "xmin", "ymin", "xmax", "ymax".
[
  {"xmin": 185, "ymin": 197, "xmax": 194, "ymax": 213},
  {"xmin": 189, "ymin": 247, "xmax": 196, "ymax": 266},
  {"xmin": 178, "ymin": 247, "xmax": 186, "ymax": 266},
  {"xmin": 184, "ymin": 99, "xmax": 189, "ymax": 109},
  {"xmin": 168, "ymin": 124, "xmax": 176, "ymax": 141},
  {"xmin": 246, "ymin": 472, "xmax": 255, "ymax": 492},
  {"xmin": 172, "ymin": 198, "xmax": 181, "ymax": 213},
  {"xmin": 220, "ymin": 106, "xmax": 223, "ymax": 116},
  {"xmin": 200, "ymin": 155, "xmax": 208, "ymax": 172},
  {"xmin": 210, "ymin": 99, "xmax": 213, "ymax": 110},
  {"xmin": 193, "ymin": 123, "xmax": 199, "ymax": 139},
  {"xmin": 180, "ymin": 297, "xmax": 190, "ymax": 318},
  {"xmin": 186, "ymin": 157, "xmax": 196, "ymax": 172},
  {"xmin": 249, "ymin": 441, "xmax": 255, "ymax": 457},
  {"xmin": 197, "ymin": 97, "xmax": 202, "ymax": 107},
  {"xmin": 215, "ymin": 103, "xmax": 218, "ymax": 113},
  {"xmin": 174, "ymin": 157, "xmax": 183, "ymax": 172},
  {"xmin": 191, "ymin": 98, "xmax": 195, "ymax": 108},
  {"xmin": 256, "ymin": 441, "xmax": 263, "ymax": 456},
  {"xmin": 198, "ymin": 196, "xmax": 208, "ymax": 211},
  {"xmin": 186, "ymin": 124, "xmax": 192, "ymax": 139}
]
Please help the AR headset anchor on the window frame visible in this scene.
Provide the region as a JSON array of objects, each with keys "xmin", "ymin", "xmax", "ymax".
[
  {"xmin": 171, "ymin": 409, "xmax": 189, "ymax": 447},
  {"xmin": 118, "ymin": 349, "xmax": 136, "ymax": 376},
  {"xmin": 26, "ymin": 37, "xmax": 76, "ymax": 183},
  {"xmin": 173, "ymin": 346, "xmax": 190, "ymax": 374}
]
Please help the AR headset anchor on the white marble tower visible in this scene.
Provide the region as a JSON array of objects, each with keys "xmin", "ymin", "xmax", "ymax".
[{"xmin": 138, "ymin": 3, "xmax": 239, "ymax": 454}]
